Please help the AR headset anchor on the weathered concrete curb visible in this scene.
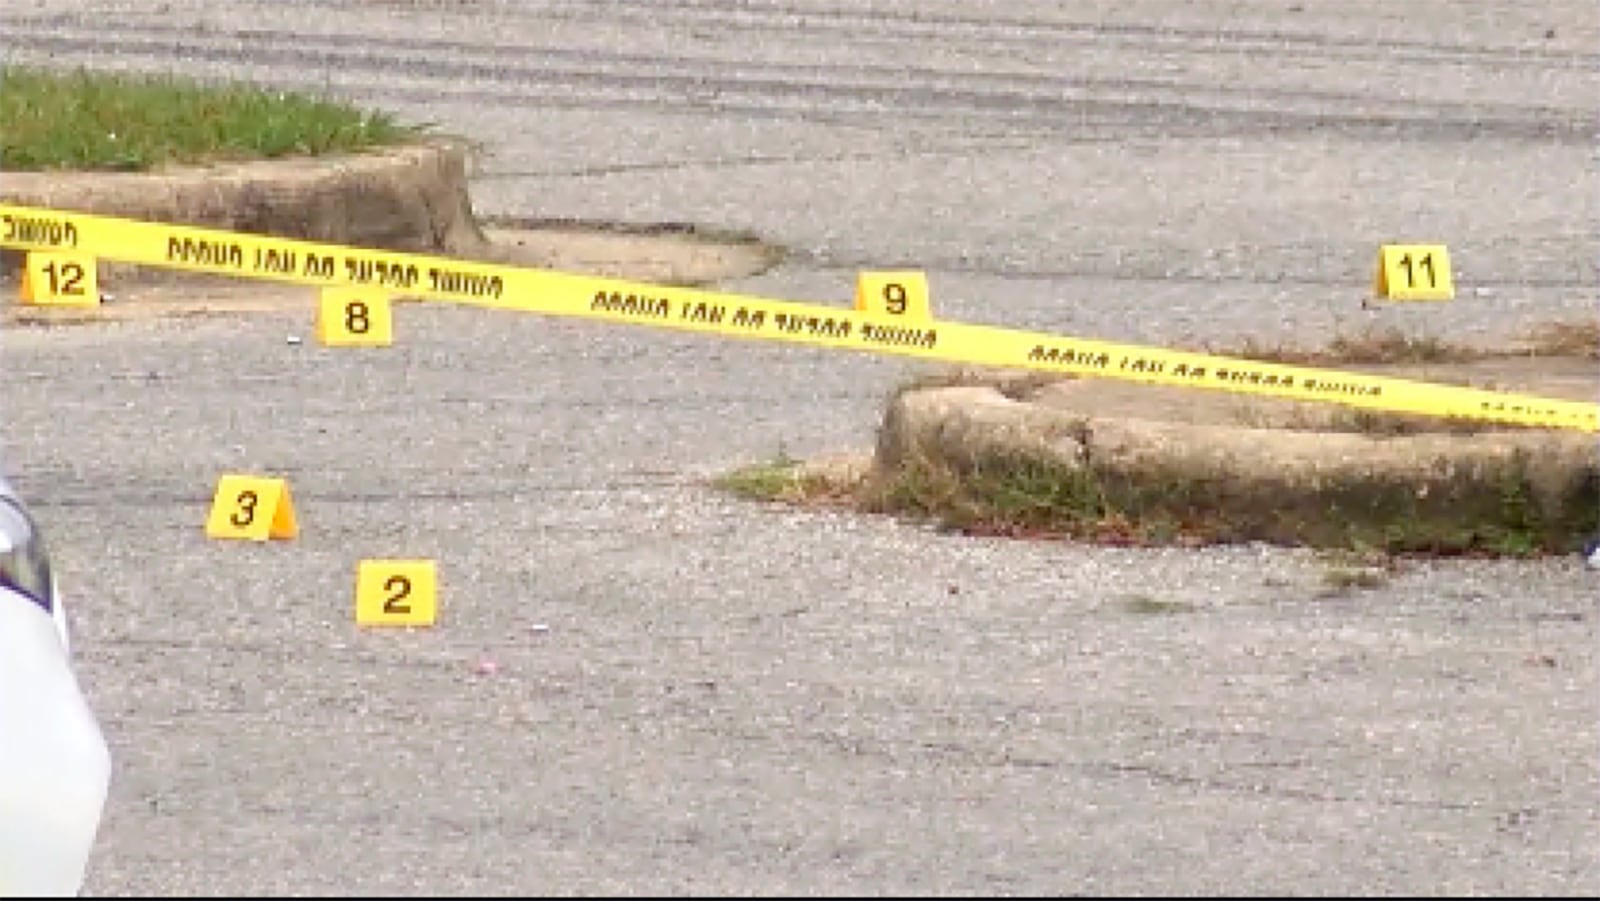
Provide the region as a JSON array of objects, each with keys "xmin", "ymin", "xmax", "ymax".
[
  {"xmin": 1, "ymin": 138, "xmax": 487, "ymax": 281},
  {"xmin": 873, "ymin": 381, "xmax": 1599, "ymax": 552},
  {"xmin": 0, "ymin": 140, "xmax": 782, "ymax": 327}
]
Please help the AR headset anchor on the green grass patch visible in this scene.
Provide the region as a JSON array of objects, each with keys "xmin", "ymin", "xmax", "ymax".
[
  {"xmin": 712, "ymin": 450, "xmax": 860, "ymax": 506},
  {"xmin": 1, "ymin": 64, "xmax": 426, "ymax": 171},
  {"xmin": 710, "ymin": 451, "xmax": 877, "ymax": 510},
  {"xmin": 715, "ymin": 456, "xmax": 808, "ymax": 502}
]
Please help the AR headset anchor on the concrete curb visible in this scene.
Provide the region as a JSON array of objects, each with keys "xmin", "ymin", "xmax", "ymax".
[
  {"xmin": 872, "ymin": 377, "xmax": 1599, "ymax": 552},
  {"xmin": 1, "ymin": 138, "xmax": 487, "ymax": 282},
  {"xmin": 0, "ymin": 141, "xmax": 781, "ymax": 326}
]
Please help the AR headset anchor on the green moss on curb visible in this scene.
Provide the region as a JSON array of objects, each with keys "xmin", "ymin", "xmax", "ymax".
[{"xmin": 852, "ymin": 444, "xmax": 1598, "ymax": 556}]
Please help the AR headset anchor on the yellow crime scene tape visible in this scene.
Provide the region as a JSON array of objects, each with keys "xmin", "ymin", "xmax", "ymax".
[{"xmin": 3, "ymin": 202, "xmax": 1595, "ymax": 433}]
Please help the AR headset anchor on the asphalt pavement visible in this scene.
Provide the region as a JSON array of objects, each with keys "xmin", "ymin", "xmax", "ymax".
[{"xmin": 2, "ymin": 1, "xmax": 1597, "ymax": 895}]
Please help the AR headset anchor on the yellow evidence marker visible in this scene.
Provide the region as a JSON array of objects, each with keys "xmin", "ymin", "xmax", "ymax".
[
  {"xmin": 855, "ymin": 270, "xmax": 931, "ymax": 320},
  {"xmin": 316, "ymin": 286, "xmax": 394, "ymax": 346},
  {"xmin": 19, "ymin": 251, "xmax": 100, "ymax": 306},
  {"xmin": 204, "ymin": 475, "xmax": 299, "ymax": 541},
  {"xmin": 1374, "ymin": 244, "xmax": 1454, "ymax": 301},
  {"xmin": 355, "ymin": 559, "xmax": 438, "ymax": 627}
]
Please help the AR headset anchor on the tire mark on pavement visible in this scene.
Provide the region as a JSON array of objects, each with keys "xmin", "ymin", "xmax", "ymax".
[{"xmin": 5, "ymin": 16, "xmax": 1591, "ymax": 143}]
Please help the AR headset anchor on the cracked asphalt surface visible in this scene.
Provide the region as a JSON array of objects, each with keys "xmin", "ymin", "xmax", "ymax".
[{"xmin": 2, "ymin": 1, "xmax": 1597, "ymax": 895}]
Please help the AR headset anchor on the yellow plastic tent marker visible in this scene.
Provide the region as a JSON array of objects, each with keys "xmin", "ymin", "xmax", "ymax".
[
  {"xmin": 355, "ymin": 559, "xmax": 438, "ymax": 627},
  {"xmin": 1375, "ymin": 244, "xmax": 1453, "ymax": 301},
  {"xmin": 204, "ymin": 475, "xmax": 298, "ymax": 541},
  {"xmin": 20, "ymin": 251, "xmax": 100, "ymax": 306},
  {"xmin": 855, "ymin": 270, "xmax": 931, "ymax": 320},
  {"xmin": 316, "ymin": 286, "xmax": 394, "ymax": 346}
]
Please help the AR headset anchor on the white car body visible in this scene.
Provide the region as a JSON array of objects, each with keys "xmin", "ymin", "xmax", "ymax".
[{"xmin": 0, "ymin": 478, "xmax": 112, "ymax": 897}]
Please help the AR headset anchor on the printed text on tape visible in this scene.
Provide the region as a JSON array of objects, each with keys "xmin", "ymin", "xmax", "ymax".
[{"xmin": 2, "ymin": 204, "xmax": 1590, "ymax": 432}]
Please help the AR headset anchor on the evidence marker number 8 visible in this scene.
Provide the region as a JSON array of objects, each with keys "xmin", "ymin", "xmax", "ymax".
[
  {"xmin": 345, "ymin": 300, "xmax": 371, "ymax": 335},
  {"xmin": 317, "ymin": 287, "xmax": 394, "ymax": 346}
]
